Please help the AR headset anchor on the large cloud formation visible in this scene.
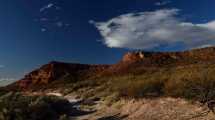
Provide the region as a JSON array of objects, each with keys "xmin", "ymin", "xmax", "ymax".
[{"xmin": 91, "ymin": 9, "xmax": 215, "ymax": 50}]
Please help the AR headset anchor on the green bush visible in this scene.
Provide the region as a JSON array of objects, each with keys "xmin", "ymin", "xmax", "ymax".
[
  {"xmin": 0, "ymin": 92, "xmax": 71, "ymax": 120},
  {"xmin": 165, "ymin": 70, "xmax": 215, "ymax": 102}
]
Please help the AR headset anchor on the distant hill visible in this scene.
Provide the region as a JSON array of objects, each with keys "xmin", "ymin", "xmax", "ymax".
[
  {"xmin": 6, "ymin": 47, "xmax": 215, "ymax": 101},
  {"xmin": 9, "ymin": 61, "xmax": 109, "ymax": 90}
]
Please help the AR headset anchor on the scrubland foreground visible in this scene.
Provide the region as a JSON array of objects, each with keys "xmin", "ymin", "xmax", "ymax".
[{"xmin": 2, "ymin": 47, "xmax": 215, "ymax": 120}]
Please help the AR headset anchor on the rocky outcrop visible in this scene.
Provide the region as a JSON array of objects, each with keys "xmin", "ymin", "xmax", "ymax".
[
  {"xmin": 16, "ymin": 61, "xmax": 110, "ymax": 89},
  {"xmin": 122, "ymin": 52, "xmax": 145, "ymax": 63},
  {"xmin": 121, "ymin": 47, "xmax": 215, "ymax": 65}
]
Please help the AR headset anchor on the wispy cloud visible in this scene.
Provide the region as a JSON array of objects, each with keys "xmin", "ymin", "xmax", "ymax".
[
  {"xmin": 0, "ymin": 65, "xmax": 5, "ymax": 68},
  {"xmin": 40, "ymin": 3, "xmax": 55, "ymax": 12},
  {"xmin": 37, "ymin": 3, "xmax": 70, "ymax": 32},
  {"xmin": 155, "ymin": 1, "xmax": 171, "ymax": 6},
  {"xmin": 91, "ymin": 9, "xmax": 215, "ymax": 50}
]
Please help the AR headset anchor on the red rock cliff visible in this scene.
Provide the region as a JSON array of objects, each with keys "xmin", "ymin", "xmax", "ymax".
[{"xmin": 16, "ymin": 61, "xmax": 109, "ymax": 89}]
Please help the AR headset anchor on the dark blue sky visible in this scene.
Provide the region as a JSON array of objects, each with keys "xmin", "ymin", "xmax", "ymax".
[{"xmin": 1, "ymin": 0, "xmax": 215, "ymax": 79}]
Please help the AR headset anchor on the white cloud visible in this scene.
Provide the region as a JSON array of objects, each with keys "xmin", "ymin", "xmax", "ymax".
[{"xmin": 91, "ymin": 9, "xmax": 215, "ymax": 50}]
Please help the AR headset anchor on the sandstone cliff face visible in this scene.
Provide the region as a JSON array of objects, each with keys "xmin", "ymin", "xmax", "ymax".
[{"xmin": 17, "ymin": 61, "xmax": 109, "ymax": 89}]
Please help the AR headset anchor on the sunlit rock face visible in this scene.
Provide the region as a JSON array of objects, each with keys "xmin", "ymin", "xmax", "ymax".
[
  {"xmin": 17, "ymin": 61, "xmax": 110, "ymax": 89},
  {"xmin": 122, "ymin": 52, "xmax": 145, "ymax": 63},
  {"xmin": 121, "ymin": 47, "xmax": 215, "ymax": 64}
]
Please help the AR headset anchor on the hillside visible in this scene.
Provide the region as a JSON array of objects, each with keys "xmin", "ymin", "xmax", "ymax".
[
  {"xmin": 8, "ymin": 47, "xmax": 215, "ymax": 90},
  {"xmin": 9, "ymin": 61, "xmax": 109, "ymax": 90},
  {"xmin": 3, "ymin": 47, "xmax": 215, "ymax": 120},
  {"xmin": 5, "ymin": 47, "xmax": 215, "ymax": 102}
]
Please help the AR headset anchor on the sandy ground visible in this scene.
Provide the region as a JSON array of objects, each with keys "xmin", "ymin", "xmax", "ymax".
[
  {"xmin": 71, "ymin": 97, "xmax": 215, "ymax": 120},
  {"xmin": 44, "ymin": 92, "xmax": 215, "ymax": 120}
]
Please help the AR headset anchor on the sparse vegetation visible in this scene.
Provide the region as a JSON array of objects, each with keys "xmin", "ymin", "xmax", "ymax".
[
  {"xmin": 0, "ymin": 92, "xmax": 71, "ymax": 120},
  {"xmin": 3, "ymin": 48, "xmax": 215, "ymax": 119},
  {"xmin": 2, "ymin": 64, "xmax": 215, "ymax": 120},
  {"xmin": 58, "ymin": 64, "xmax": 215, "ymax": 104}
]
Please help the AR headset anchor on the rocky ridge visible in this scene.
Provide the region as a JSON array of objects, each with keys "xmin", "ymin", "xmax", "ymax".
[{"xmin": 10, "ymin": 47, "xmax": 215, "ymax": 90}]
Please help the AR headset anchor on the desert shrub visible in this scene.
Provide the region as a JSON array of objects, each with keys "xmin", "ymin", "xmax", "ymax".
[
  {"xmin": 165, "ymin": 69, "xmax": 215, "ymax": 102},
  {"xmin": 0, "ymin": 92, "xmax": 71, "ymax": 120},
  {"xmin": 105, "ymin": 65, "xmax": 215, "ymax": 100},
  {"xmin": 46, "ymin": 64, "xmax": 215, "ymax": 103},
  {"xmin": 0, "ymin": 89, "xmax": 8, "ymax": 96},
  {"xmin": 109, "ymin": 73, "xmax": 165, "ymax": 98},
  {"xmin": 117, "ymin": 79, "xmax": 164, "ymax": 98}
]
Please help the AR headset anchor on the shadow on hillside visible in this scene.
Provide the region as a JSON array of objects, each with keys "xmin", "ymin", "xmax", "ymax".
[
  {"xmin": 69, "ymin": 107, "xmax": 96, "ymax": 117},
  {"xmin": 97, "ymin": 114, "xmax": 128, "ymax": 120},
  {"xmin": 68, "ymin": 100, "xmax": 96, "ymax": 117}
]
